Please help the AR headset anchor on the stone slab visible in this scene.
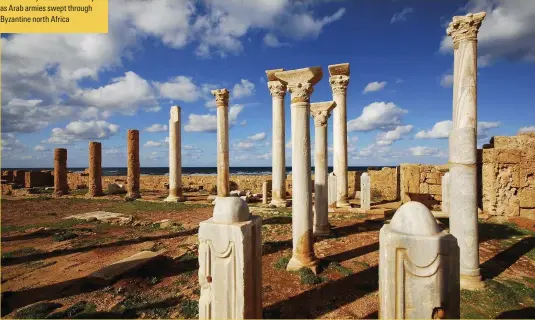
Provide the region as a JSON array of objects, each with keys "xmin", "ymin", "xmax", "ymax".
[
  {"xmin": 65, "ymin": 211, "xmax": 131, "ymax": 224},
  {"xmin": 89, "ymin": 250, "xmax": 162, "ymax": 283}
]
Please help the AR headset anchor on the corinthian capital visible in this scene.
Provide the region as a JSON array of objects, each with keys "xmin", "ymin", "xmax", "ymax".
[
  {"xmin": 267, "ymin": 81, "xmax": 286, "ymax": 98},
  {"xmin": 211, "ymin": 88, "xmax": 230, "ymax": 107},
  {"xmin": 447, "ymin": 12, "xmax": 486, "ymax": 49},
  {"xmin": 274, "ymin": 66, "xmax": 323, "ymax": 103},
  {"xmin": 329, "ymin": 75, "xmax": 350, "ymax": 95},
  {"xmin": 310, "ymin": 101, "xmax": 336, "ymax": 127}
]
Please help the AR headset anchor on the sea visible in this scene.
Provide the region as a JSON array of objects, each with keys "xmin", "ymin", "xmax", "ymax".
[{"xmin": 3, "ymin": 166, "xmax": 388, "ymax": 176}]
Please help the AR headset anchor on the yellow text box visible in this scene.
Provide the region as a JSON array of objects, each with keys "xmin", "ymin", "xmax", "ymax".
[{"xmin": 0, "ymin": 0, "xmax": 108, "ymax": 33}]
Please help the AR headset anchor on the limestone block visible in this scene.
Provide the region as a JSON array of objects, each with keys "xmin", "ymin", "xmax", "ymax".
[
  {"xmin": 429, "ymin": 184, "xmax": 441, "ymax": 195},
  {"xmin": 493, "ymin": 136, "xmax": 520, "ymax": 149},
  {"xmin": 198, "ymin": 198, "xmax": 262, "ymax": 319},
  {"xmin": 420, "ymin": 182, "xmax": 429, "ymax": 194},
  {"xmin": 520, "ymin": 208, "xmax": 535, "ymax": 219},
  {"xmin": 108, "ymin": 183, "xmax": 126, "ymax": 194},
  {"xmin": 400, "ymin": 164, "xmax": 420, "ymax": 203},
  {"xmin": 379, "ymin": 202, "xmax": 460, "ymax": 319},
  {"xmin": 89, "ymin": 251, "xmax": 161, "ymax": 283},
  {"xmin": 496, "ymin": 149, "xmax": 522, "ymax": 164},
  {"xmin": 360, "ymin": 173, "xmax": 371, "ymax": 210},
  {"xmin": 519, "ymin": 188, "xmax": 535, "ymax": 208},
  {"xmin": 520, "ymin": 167, "xmax": 535, "ymax": 188},
  {"xmin": 482, "ymin": 149, "xmax": 496, "ymax": 163},
  {"xmin": 328, "ymin": 173, "xmax": 337, "ymax": 208}
]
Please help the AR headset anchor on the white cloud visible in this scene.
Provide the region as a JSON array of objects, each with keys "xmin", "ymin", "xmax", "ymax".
[
  {"xmin": 519, "ymin": 125, "xmax": 535, "ymax": 133},
  {"xmin": 347, "ymin": 102, "xmax": 408, "ymax": 132},
  {"xmin": 1, "ymin": 133, "xmax": 26, "ymax": 152},
  {"xmin": 144, "ymin": 106, "xmax": 162, "ymax": 113},
  {"xmin": 232, "ymin": 79, "xmax": 255, "ymax": 99},
  {"xmin": 410, "ymin": 146, "xmax": 444, "ymax": 157},
  {"xmin": 154, "ymin": 76, "xmax": 202, "ymax": 102},
  {"xmin": 263, "ymin": 33, "xmax": 289, "ymax": 47},
  {"xmin": 376, "ymin": 125, "xmax": 413, "ymax": 146},
  {"xmin": 183, "ymin": 144, "xmax": 203, "ymax": 159},
  {"xmin": 391, "ymin": 7, "xmax": 413, "ymax": 23},
  {"xmin": 144, "ymin": 140, "xmax": 164, "ymax": 147},
  {"xmin": 34, "ymin": 145, "xmax": 49, "ymax": 152},
  {"xmin": 415, "ymin": 120, "xmax": 453, "ymax": 139},
  {"xmin": 144, "ymin": 124, "xmax": 168, "ymax": 132},
  {"xmin": 478, "ymin": 121, "xmax": 500, "ymax": 140},
  {"xmin": 439, "ymin": 0, "xmax": 535, "ymax": 66},
  {"xmin": 235, "ymin": 141, "xmax": 255, "ymax": 150},
  {"xmin": 240, "ymin": 120, "xmax": 247, "ymax": 126},
  {"xmin": 248, "ymin": 132, "xmax": 266, "ymax": 141},
  {"xmin": 440, "ymin": 73, "xmax": 454, "ymax": 88},
  {"xmin": 184, "ymin": 104, "xmax": 244, "ymax": 132},
  {"xmin": 47, "ymin": 120, "xmax": 120, "ymax": 144},
  {"xmin": 257, "ymin": 153, "xmax": 271, "ymax": 160},
  {"xmin": 363, "ymin": 81, "xmax": 387, "ymax": 93}
]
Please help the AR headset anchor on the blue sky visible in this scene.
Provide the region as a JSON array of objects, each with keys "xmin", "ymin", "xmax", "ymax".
[{"xmin": 2, "ymin": 0, "xmax": 534, "ymax": 168}]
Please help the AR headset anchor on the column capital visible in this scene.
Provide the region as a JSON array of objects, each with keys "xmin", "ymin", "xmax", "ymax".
[
  {"xmin": 329, "ymin": 75, "xmax": 350, "ymax": 95},
  {"xmin": 211, "ymin": 88, "xmax": 230, "ymax": 107},
  {"xmin": 274, "ymin": 67, "xmax": 322, "ymax": 103},
  {"xmin": 310, "ymin": 101, "xmax": 336, "ymax": 127},
  {"xmin": 447, "ymin": 12, "xmax": 486, "ymax": 49},
  {"xmin": 267, "ymin": 81, "xmax": 287, "ymax": 99}
]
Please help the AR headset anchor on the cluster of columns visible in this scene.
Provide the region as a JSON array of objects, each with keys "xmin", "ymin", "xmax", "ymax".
[{"xmin": 447, "ymin": 12, "xmax": 486, "ymax": 290}]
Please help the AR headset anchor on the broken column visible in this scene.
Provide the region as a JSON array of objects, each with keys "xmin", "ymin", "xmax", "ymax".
[
  {"xmin": 328, "ymin": 173, "xmax": 337, "ymax": 209},
  {"xmin": 441, "ymin": 172, "xmax": 450, "ymax": 213},
  {"xmin": 198, "ymin": 197, "xmax": 262, "ymax": 319},
  {"xmin": 212, "ymin": 89, "xmax": 230, "ymax": 197},
  {"xmin": 329, "ymin": 63, "xmax": 351, "ymax": 208},
  {"xmin": 447, "ymin": 12, "xmax": 486, "ymax": 290},
  {"xmin": 88, "ymin": 142, "xmax": 103, "ymax": 197},
  {"xmin": 275, "ymin": 66, "xmax": 322, "ymax": 273},
  {"xmin": 262, "ymin": 180, "xmax": 271, "ymax": 204},
  {"xmin": 267, "ymin": 69, "xmax": 288, "ymax": 207},
  {"xmin": 127, "ymin": 129, "xmax": 141, "ymax": 199},
  {"xmin": 379, "ymin": 201, "xmax": 460, "ymax": 319},
  {"xmin": 310, "ymin": 101, "xmax": 336, "ymax": 236},
  {"xmin": 361, "ymin": 172, "xmax": 371, "ymax": 210},
  {"xmin": 165, "ymin": 106, "xmax": 185, "ymax": 202},
  {"xmin": 54, "ymin": 148, "xmax": 68, "ymax": 196}
]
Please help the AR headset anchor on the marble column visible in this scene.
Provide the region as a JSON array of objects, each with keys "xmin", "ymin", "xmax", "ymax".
[
  {"xmin": 442, "ymin": 172, "xmax": 450, "ymax": 213},
  {"xmin": 54, "ymin": 148, "xmax": 68, "ymax": 196},
  {"xmin": 275, "ymin": 67, "xmax": 323, "ymax": 273},
  {"xmin": 212, "ymin": 89, "xmax": 230, "ymax": 197},
  {"xmin": 361, "ymin": 172, "xmax": 371, "ymax": 210},
  {"xmin": 266, "ymin": 69, "xmax": 288, "ymax": 207},
  {"xmin": 88, "ymin": 142, "xmax": 103, "ymax": 197},
  {"xmin": 329, "ymin": 63, "xmax": 351, "ymax": 208},
  {"xmin": 165, "ymin": 106, "xmax": 185, "ymax": 202},
  {"xmin": 447, "ymin": 12, "xmax": 486, "ymax": 290},
  {"xmin": 127, "ymin": 129, "xmax": 141, "ymax": 199},
  {"xmin": 310, "ymin": 101, "xmax": 336, "ymax": 236}
]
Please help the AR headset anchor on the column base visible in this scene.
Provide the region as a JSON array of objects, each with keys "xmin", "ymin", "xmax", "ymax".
[
  {"xmin": 286, "ymin": 256, "xmax": 320, "ymax": 274},
  {"xmin": 313, "ymin": 224, "xmax": 330, "ymax": 237},
  {"xmin": 336, "ymin": 199, "xmax": 351, "ymax": 208},
  {"xmin": 164, "ymin": 195, "xmax": 185, "ymax": 202},
  {"xmin": 460, "ymin": 274, "xmax": 485, "ymax": 290},
  {"xmin": 125, "ymin": 193, "xmax": 141, "ymax": 201},
  {"xmin": 269, "ymin": 199, "xmax": 288, "ymax": 208}
]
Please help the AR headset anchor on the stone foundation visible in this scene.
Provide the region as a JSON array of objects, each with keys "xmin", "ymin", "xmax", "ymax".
[{"xmin": 400, "ymin": 164, "xmax": 449, "ymax": 210}]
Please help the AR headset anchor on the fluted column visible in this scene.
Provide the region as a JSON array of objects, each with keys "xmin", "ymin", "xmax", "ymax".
[
  {"xmin": 329, "ymin": 63, "xmax": 351, "ymax": 208},
  {"xmin": 311, "ymin": 101, "xmax": 336, "ymax": 236},
  {"xmin": 88, "ymin": 142, "xmax": 103, "ymax": 197},
  {"xmin": 54, "ymin": 148, "xmax": 68, "ymax": 196},
  {"xmin": 266, "ymin": 69, "xmax": 288, "ymax": 207},
  {"xmin": 447, "ymin": 12, "xmax": 486, "ymax": 290},
  {"xmin": 127, "ymin": 129, "xmax": 141, "ymax": 199},
  {"xmin": 166, "ymin": 106, "xmax": 185, "ymax": 202},
  {"xmin": 275, "ymin": 67, "xmax": 323, "ymax": 273},
  {"xmin": 212, "ymin": 89, "xmax": 230, "ymax": 197}
]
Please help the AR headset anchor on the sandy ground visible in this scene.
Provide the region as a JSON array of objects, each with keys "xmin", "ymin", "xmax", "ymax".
[{"xmin": 1, "ymin": 191, "xmax": 534, "ymax": 319}]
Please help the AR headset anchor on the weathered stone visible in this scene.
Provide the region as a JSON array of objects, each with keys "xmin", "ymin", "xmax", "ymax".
[
  {"xmin": 379, "ymin": 202, "xmax": 460, "ymax": 319},
  {"xmin": 262, "ymin": 180, "xmax": 271, "ymax": 204},
  {"xmin": 360, "ymin": 172, "xmax": 371, "ymax": 210},
  {"xmin": 328, "ymin": 172, "xmax": 337, "ymax": 208},
  {"xmin": 520, "ymin": 208, "xmax": 535, "ymax": 219},
  {"xmin": 88, "ymin": 142, "xmax": 103, "ymax": 197},
  {"xmin": 165, "ymin": 106, "xmax": 185, "ymax": 202},
  {"xmin": 519, "ymin": 188, "xmax": 535, "ymax": 208},
  {"xmin": 212, "ymin": 89, "xmax": 230, "ymax": 197},
  {"xmin": 442, "ymin": 172, "xmax": 450, "ymax": 213},
  {"xmin": 89, "ymin": 251, "xmax": 161, "ymax": 283},
  {"xmin": 127, "ymin": 130, "xmax": 141, "ymax": 199},
  {"xmin": 54, "ymin": 148, "xmax": 68, "ymax": 196},
  {"xmin": 108, "ymin": 183, "xmax": 126, "ymax": 194}
]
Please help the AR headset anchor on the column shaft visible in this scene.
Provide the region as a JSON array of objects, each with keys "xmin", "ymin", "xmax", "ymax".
[
  {"xmin": 213, "ymin": 89, "xmax": 230, "ymax": 197},
  {"xmin": 314, "ymin": 123, "xmax": 328, "ymax": 235},
  {"xmin": 166, "ymin": 106, "xmax": 184, "ymax": 202},
  {"xmin": 271, "ymin": 95, "xmax": 286, "ymax": 206},
  {"xmin": 333, "ymin": 92, "xmax": 349, "ymax": 207},
  {"xmin": 88, "ymin": 142, "xmax": 103, "ymax": 197},
  {"xmin": 127, "ymin": 129, "xmax": 141, "ymax": 199},
  {"xmin": 54, "ymin": 148, "xmax": 68, "ymax": 196}
]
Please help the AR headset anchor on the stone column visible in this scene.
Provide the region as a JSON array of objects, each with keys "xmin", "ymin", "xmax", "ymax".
[
  {"xmin": 212, "ymin": 89, "xmax": 230, "ymax": 197},
  {"xmin": 165, "ymin": 106, "xmax": 185, "ymax": 202},
  {"xmin": 266, "ymin": 69, "xmax": 288, "ymax": 207},
  {"xmin": 446, "ymin": 12, "xmax": 486, "ymax": 290},
  {"xmin": 361, "ymin": 172, "xmax": 371, "ymax": 210},
  {"xmin": 127, "ymin": 129, "xmax": 141, "ymax": 199},
  {"xmin": 310, "ymin": 101, "xmax": 336, "ymax": 236},
  {"xmin": 198, "ymin": 197, "xmax": 262, "ymax": 319},
  {"xmin": 275, "ymin": 67, "xmax": 323, "ymax": 273},
  {"xmin": 328, "ymin": 172, "xmax": 337, "ymax": 208},
  {"xmin": 442, "ymin": 172, "xmax": 450, "ymax": 213},
  {"xmin": 88, "ymin": 142, "xmax": 103, "ymax": 197},
  {"xmin": 329, "ymin": 63, "xmax": 351, "ymax": 208},
  {"xmin": 379, "ymin": 202, "xmax": 460, "ymax": 319},
  {"xmin": 262, "ymin": 180, "xmax": 271, "ymax": 205},
  {"xmin": 53, "ymin": 148, "xmax": 68, "ymax": 196}
]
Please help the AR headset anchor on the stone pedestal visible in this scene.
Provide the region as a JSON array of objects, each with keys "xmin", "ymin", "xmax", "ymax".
[
  {"xmin": 379, "ymin": 201, "xmax": 460, "ymax": 319},
  {"xmin": 165, "ymin": 106, "xmax": 185, "ymax": 202},
  {"xmin": 88, "ymin": 142, "xmax": 103, "ymax": 197},
  {"xmin": 54, "ymin": 148, "xmax": 68, "ymax": 196},
  {"xmin": 441, "ymin": 172, "xmax": 450, "ymax": 213},
  {"xmin": 360, "ymin": 172, "xmax": 371, "ymax": 210},
  {"xmin": 266, "ymin": 69, "xmax": 288, "ymax": 208},
  {"xmin": 127, "ymin": 129, "xmax": 141, "ymax": 199},
  {"xmin": 212, "ymin": 89, "xmax": 230, "ymax": 197},
  {"xmin": 329, "ymin": 63, "xmax": 351, "ymax": 208},
  {"xmin": 447, "ymin": 12, "xmax": 486, "ymax": 290},
  {"xmin": 262, "ymin": 180, "xmax": 271, "ymax": 204},
  {"xmin": 275, "ymin": 67, "xmax": 322, "ymax": 273},
  {"xmin": 198, "ymin": 197, "xmax": 262, "ymax": 319},
  {"xmin": 328, "ymin": 172, "xmax": 337, "ymax": 208},
  {"xmin": 311, "ymin": 101, "xmax": 336, "ymax": 236}
]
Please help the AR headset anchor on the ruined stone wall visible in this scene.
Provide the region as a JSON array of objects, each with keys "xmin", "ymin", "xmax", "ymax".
[
  {"xmin": 368, "ymin": 167, "xmax": 399, "ymax": 201},
  {"xmin": 481, "ymin": 132, "xmax": 535, "ymax": 219},
  {"xmin": 400, "ymin": 164, "xmax": 449, "ymax": 210},
  {"xmin": 24, "ymin": 171, "xmax": 54, "ymax": 188}
]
